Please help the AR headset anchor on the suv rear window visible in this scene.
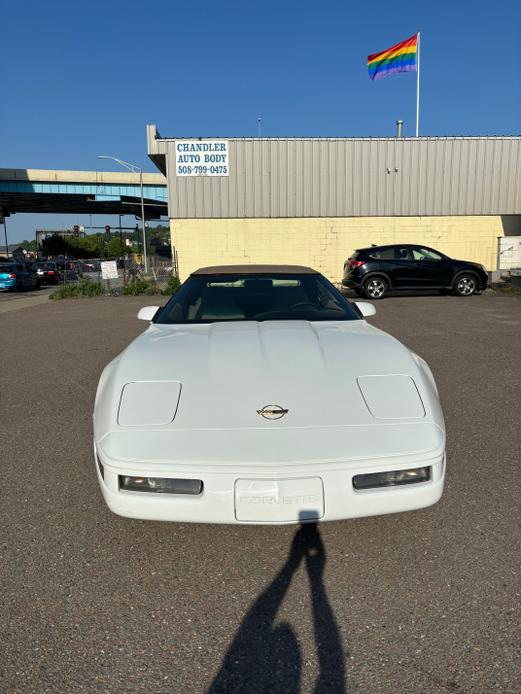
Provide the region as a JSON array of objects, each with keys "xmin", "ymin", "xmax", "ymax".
[
  {"xmin": 366, "ymin": 247, "xmax": 414, "ymax": 261},
  {"xmin": 368, "ymin": 247, "xmax": 396, "ymax": 260}
]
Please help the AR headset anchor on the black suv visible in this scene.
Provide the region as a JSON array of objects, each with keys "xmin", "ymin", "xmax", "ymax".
[{"xmin": 342, "ymin": 244, "xmax": 489, "ymax": 299}]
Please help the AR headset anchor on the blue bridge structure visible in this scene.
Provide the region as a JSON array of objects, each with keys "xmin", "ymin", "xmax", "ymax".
[{"xmin": 0, "ymin": 168, "xmax": 168, "ymax": 220}]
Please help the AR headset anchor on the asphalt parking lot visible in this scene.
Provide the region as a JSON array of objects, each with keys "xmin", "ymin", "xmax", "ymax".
[
  {"xmin": 0, "ymin": 286, "xmax": 54, "ymax": 313},
  {"xmin": 2, "ymin": 291, "xmax": 520, "ymax": 694}
]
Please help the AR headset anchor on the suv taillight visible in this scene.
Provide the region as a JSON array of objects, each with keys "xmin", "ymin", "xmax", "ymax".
[
  {"xmin": 9, "ymin": 273, "xmax": 16, "ymax": 278},
  {"xmin": 349, "ymin": 260, "xmax": 365, "ymax": 270}
]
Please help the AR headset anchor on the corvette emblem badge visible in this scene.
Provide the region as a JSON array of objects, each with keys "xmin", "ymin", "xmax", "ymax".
[{"xmin": 257, "ymin": 405, "xmax": 289, "ymax": 420}]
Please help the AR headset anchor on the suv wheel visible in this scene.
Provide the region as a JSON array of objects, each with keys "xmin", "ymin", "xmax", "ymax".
[
  {"xmin": 362, "ymin": 276, "xmax": 388, "ymax": 300},
  {"xmin": 454, "ymin": 274, "xmax": 477, "ymax": 297}
]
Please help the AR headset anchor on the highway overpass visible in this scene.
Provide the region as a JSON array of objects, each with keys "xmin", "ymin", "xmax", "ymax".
[{"xmin": 0, "ymin": 168, "xmax": 168, "ymax": 219}]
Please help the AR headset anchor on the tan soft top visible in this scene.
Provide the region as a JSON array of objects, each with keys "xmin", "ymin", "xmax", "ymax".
[{"xmin": 191, "ymin": 264, "xmax": 318, "ymax": 276}]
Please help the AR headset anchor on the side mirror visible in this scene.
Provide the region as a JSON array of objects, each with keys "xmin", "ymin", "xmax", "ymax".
[
  {"xmin": 354, "ymin": 301, "xmax": 376, "ymax": 318},
  {"xmin": 137, "ymin": 306, "xmax": 160, "ymax": 321}
]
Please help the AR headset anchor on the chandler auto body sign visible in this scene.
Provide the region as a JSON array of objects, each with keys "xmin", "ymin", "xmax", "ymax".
[{"xmin": 175, "ymin": 140, "xmax": 229, "ymax": 177}]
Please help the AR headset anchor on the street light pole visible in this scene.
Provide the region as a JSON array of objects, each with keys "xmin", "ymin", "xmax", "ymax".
[
  {"xmin": 139, "ymin": 168, "xmax": 147, "ymax": 274},
  {"xmin": 2, "ymin": 217, "xmax": 8, "ymax": 258},
  {"xmin": 97, "ymin": 155, "xmax": 148, "ymax": 273}
]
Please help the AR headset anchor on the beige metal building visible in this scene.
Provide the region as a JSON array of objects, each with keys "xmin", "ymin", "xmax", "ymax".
[{"xmin": 147, "ymin": 125, "xmax": 521, "ymax": 281}]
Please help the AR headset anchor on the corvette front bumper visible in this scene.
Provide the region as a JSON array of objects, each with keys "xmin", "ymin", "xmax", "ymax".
[{"xmin": 94, "ymin": 445, "xmax": 445, "ymax": 524}]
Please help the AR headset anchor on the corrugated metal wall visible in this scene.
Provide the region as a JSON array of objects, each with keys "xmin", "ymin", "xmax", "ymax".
[{"xmin": 165, "ymin": 137, "xmax": 521, "ymax": 218}]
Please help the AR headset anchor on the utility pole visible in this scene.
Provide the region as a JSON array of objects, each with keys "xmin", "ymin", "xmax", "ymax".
[
  {"xmin": 2, "ymin": 216, "xmax": 8, "ymax": 257},
  {"xmin": 119, "ymin": 214, "xmax": 126, "ymax": 286},
  {"xmin": 97, "ymin": 155, "xmax": 148, "ymax": 273}
]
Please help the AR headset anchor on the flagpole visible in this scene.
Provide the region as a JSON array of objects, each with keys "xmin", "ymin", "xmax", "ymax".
[{"xmin": 416, "ymin": 32, "xmax": 421, "ymax": 137}]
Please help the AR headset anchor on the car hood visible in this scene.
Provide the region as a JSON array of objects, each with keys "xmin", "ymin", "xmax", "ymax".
[{"xmin": 94, "ymin": 320, "xmax": 444, "ymax": 463}]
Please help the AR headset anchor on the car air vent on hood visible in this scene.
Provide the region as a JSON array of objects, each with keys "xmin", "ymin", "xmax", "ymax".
[
  {"xmin": 357, "ymin": 375, "xmax": 425, "ymax": 420},
  {"xmin": 118, "ymin": 381, "xmax": 182, "ymax": 427}
]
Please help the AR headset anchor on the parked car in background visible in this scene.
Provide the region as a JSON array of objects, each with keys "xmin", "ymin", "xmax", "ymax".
[
  {"xmin": 35, "ymin": 261, "xmax": 62, "ymax": 285},
  {"xmin": 62, "ymin": 260, "xmax": 83, "ymax": 280},
  {"xmin": 342, "ymin": 244, "xmax": 489, "ymax": 299},
  {"xmin": 72, "ymin": 260, "xmax": 93, "ymax": 275},
  {"xmin": 81, "ymin": 261, "xmax": 96, "ymax": 272},
  {"xmin": 0, "ymin": 261, "xmax": 40, "ymax": 291},
  {"xmin": 48, "ymin": 257, "xmax": 83, "ymax": 281}
]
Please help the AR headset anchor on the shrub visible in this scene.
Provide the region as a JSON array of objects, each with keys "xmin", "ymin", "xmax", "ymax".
[
  {"xmin": 123, "ymin": 278, "xmax": 150, "ymax": 295},
  {"xmin": 48, "ymin": 275, "xmax": 178, "ymax": 300},
  {"xmin": 49, "ymin": 284, "xmax": 79, "ymax": 300},
  {"xmin": 49, "ymin": 278, "xmax": 105, "ymax": 300},
  {"xmin": 122, "ymin": 277, "xmax": 174, "ymax": 296},
  {"xmin": 77, "ymin": 278, "xmax": 104, "ymax": 296},
  {"xmin": 161, "ymin": 275, "xmax": 181, "ymax": 295}
]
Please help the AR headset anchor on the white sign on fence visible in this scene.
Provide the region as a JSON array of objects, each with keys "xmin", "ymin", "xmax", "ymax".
[
  {"xmin": 100, "ymin": 260, "xmax": 119, "ymax": 280},
  {"xmin": 175, "ymin": 140, "xmax": 229, "ymax": 177}
]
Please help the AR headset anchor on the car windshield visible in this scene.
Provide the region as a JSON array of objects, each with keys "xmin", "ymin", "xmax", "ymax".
[
  {"xmin": 156, "ymin": 273, "xmax": 361, "ymax": 323},
  {"xmin": 0, "ymin": 264, "xmax": 15, "ymax": 273},
  {"xmin": 36, "ymin": 262, "xmax": 56, "ymax": 270}
]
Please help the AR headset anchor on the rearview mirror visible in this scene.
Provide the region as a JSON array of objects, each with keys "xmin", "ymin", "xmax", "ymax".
[
  {"xmin": 354, "ymin": 301, "xmax": 376, "ymax": 318},
  {"xmin": 137, "ymin": 306, "xmax": 160, "ymax": 321}
]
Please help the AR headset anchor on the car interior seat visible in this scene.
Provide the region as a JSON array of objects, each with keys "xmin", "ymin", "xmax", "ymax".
[{"xmin": 197, "ymin": 288, "xmax": 246, "ymax": 320}]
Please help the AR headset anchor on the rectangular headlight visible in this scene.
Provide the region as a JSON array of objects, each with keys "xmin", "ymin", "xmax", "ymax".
[
  {"xmin": 119, "ymin": 476, "xmax": 203, "ymax": 495},
  {"xmin": 353, "ymin": 466, "xmax": 431, "ymax": 490}
]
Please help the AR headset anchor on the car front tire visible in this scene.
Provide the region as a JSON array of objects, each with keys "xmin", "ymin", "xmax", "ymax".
[
  {"xmin": 362, "ymin": 276, "xmax": 388, "ymax": 300},
  {"xmin": 453, "ymin": 274, "xmax": 478, "ymax": 297}
]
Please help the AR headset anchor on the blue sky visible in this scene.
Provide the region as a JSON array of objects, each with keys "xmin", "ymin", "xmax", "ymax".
[{"xmin": 1, "ymin": 0, "xmax": 520, "ymax": 242}]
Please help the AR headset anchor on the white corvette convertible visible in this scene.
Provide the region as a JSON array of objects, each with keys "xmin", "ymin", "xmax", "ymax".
[{"xmin": 93, "ymin": 265, "xmax": 445, "ymax": 524}]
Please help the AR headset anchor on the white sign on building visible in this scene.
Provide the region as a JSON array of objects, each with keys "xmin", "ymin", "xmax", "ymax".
[
  {"xmin": 498, "ymin": 236, "xmax": 521, "ymax": 270},
  {"xmin": 100, "ymin": 260, "xmax": 119, "ymax": 280},
  {"xmin": 175, "ymin": 140, "xmax": 229, "ymax": 177}
]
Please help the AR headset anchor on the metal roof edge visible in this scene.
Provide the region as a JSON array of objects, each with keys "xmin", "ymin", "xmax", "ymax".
[{"xmin": 152, "ymin": 135, "xmax": 521, "ymax": 142}]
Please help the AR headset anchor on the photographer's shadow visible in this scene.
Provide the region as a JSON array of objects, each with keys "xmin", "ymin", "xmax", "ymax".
[{"xmin": 208, "ymin": 520, "xmax": 347, "ymax": 693}]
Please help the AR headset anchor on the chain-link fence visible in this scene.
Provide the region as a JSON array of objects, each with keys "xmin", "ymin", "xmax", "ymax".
[{"xmin": 61, "ymin": 254, "xmax": 178, "ymax": 291}]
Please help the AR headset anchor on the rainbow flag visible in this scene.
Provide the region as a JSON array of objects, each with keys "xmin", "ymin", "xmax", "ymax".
[{"xmin": 367, "ymin": 34, "xmax": 418, "ymax": 81}]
